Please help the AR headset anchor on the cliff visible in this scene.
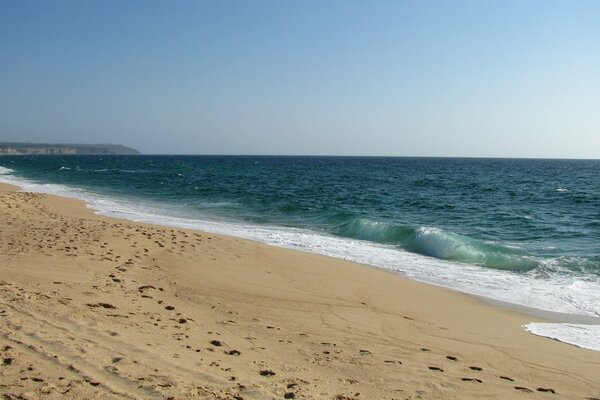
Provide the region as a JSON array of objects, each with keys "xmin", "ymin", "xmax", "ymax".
[{"xmin": 0, "ymin": 142, "xmax": 140, "ymax": 155}]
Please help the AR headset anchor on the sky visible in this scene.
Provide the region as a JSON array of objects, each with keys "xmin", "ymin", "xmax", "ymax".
[{"xmin": 1, "ymin": 0, "xmax": 599, "ymax": 157}]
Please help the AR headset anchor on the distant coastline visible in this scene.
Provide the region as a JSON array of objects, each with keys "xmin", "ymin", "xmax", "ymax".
[{"xmin": 0, "ymin": 142, "xmax": 139, "ymax": 156}]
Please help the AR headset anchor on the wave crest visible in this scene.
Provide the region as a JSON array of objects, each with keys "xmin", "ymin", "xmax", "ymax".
[
  {"xmin": 410, "ymin": 227, "xmax": 539, "ymax": 271},
  {"xmin": 0, "ymin": 166, "xmax": 15, "ymax": 175},
  {"xmin": 335, "ymin": 218, "xmax": 539, "ymax": 272}
]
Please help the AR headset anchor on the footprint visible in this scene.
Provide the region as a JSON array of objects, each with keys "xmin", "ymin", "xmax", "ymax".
[
  {"xmin": 469, "ymin": 366, "xmax": 482, "ymax": 371},
  {"xmin": 446, "ymin": 356, "xmax": 458, "ymax": 361},
  {"xmin": 259, "ymin": 369, "xmax": 276, "ymax": 376},
  {"xmin": 87, "ymin": 303, "xmax": 116, "ymax": 309},
  {"xmin": 461, "ymin": 378, "xmax": 482, "ymax": 383},
  {"xmin": 515, "ymin": 386, "xmax": 533, "ymax": 393},
  {"xmin": 428, "ymin": 366, "xmax": 444, "ymax": 372},
  {"xmin": 499, "ymin": 376, "xmax": 514, "ymax": 382},
  {"xmin": 537, "ymin": 388, "xmax": 556, "ymax": 394}
]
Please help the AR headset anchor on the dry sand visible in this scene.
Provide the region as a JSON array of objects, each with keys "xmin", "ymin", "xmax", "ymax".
[{"xmin": 1, "ymin": 182, "xmax": 599, "ymax": 399}]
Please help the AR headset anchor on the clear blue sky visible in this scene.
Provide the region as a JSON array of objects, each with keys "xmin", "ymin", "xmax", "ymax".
[{"xmin": 1, "ymin": 0, "xmax": 599, "ymax": 157}]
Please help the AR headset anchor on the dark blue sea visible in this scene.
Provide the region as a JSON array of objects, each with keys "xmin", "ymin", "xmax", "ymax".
[{"xmin": 1, "ymin": 156, "xmax": 599, "ymax": 349}]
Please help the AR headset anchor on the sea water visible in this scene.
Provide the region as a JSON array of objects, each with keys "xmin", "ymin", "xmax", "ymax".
[{"xmin": 1, "ymin": 156, "xmax": 599, "ymax": 350}]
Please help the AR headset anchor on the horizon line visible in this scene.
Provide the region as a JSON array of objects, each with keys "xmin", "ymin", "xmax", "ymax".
[{"xmin": 17, "ymin": 153, "xmax": 599, "ymax": 161}]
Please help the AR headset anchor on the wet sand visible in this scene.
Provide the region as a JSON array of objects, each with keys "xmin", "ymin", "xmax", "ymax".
[{"xmin": 1, "ymin": 182, "xmax": 600, "ymax": 399}]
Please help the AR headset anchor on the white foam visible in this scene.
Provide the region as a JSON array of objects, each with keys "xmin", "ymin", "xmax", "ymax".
[
  {"xmin": 0, "ymin": 166, "xmax": 15, "ymax": 175},
  {"xmin": 525, "ymin": 323, "xmax": 600, "ymax": 351},
  {"xmin": 2, "ymin": 169, "xmax": 600, "ymax": 351}
]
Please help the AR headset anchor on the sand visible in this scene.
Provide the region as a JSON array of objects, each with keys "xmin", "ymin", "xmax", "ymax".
[{"xmin": 1, "ymin": 181, "xmax": 599, "ymax": 400}]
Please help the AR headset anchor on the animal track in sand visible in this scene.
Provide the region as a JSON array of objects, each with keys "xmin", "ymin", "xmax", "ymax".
[
  {"xmin": 428, "ymin": 366, "xmax": 444, "ymax": 372},
  {"xmin": 461, "ymin": 377, "xmax": 482, "ymax": 383}
]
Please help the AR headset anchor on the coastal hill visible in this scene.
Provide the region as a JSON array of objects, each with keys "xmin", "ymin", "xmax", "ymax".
[{"xmin": 0, "ymin": 142, "xmax": 140, "ymax": 155}]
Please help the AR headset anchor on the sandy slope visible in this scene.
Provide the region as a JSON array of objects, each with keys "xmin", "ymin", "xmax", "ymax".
[{"xmin": 1, "ymin": 182, "xmax": 599, "ymax": 399}]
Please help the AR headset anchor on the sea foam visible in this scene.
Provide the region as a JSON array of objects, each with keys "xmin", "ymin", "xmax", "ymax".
[{"xmin": 525, "ymin": 323, "xmax": 600, "ymax": 351}]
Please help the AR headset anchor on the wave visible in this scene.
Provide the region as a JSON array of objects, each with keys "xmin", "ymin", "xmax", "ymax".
[
  {"xmin": 335, "ymin": 218, "xmax": 539, "ymax": 272},
  {"xmin": 0, "ymin": 166, "xmax": 15, "ymax": 175},
  {"xmin": 525, "ymin": 323, "xmax": 600, "ymax": 351}
]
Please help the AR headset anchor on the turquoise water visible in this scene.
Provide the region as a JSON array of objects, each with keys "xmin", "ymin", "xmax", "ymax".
[{"xmin": 1, "ymin": 156, "xmax": 600, "ymax": 323}]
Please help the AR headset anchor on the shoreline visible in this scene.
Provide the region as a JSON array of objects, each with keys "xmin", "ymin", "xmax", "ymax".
[
  {"xmin": 2, "ymin": 181, "xmax": 600, "ymax": 398},
  {"xmin": 2, "ymin": 177, "xmax": 598, "ymax": 327},
  {"xmin": 474, "ymin": 295, "xmax": 600, "ymax": 325}
]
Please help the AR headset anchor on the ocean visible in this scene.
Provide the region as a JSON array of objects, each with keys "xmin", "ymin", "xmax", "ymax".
[{"xmin": 1, "ymin": 155, "xmax": 599, "ymax": 350}]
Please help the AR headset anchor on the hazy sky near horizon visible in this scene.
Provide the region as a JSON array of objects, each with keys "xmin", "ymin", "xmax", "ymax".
[{"xmin": 1, "ymin": 1, "xmax": 599, "ymax": 157}]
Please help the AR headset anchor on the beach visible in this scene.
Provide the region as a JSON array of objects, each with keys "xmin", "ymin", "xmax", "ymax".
[{"xmin": 1, "ymin": 181, "xmax": 600, "ymax": 400}]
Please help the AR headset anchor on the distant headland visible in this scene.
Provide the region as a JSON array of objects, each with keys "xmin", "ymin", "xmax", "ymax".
[{"xmin": 0, "ymin": 142, "xmax": 140, "ymax": 156}]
